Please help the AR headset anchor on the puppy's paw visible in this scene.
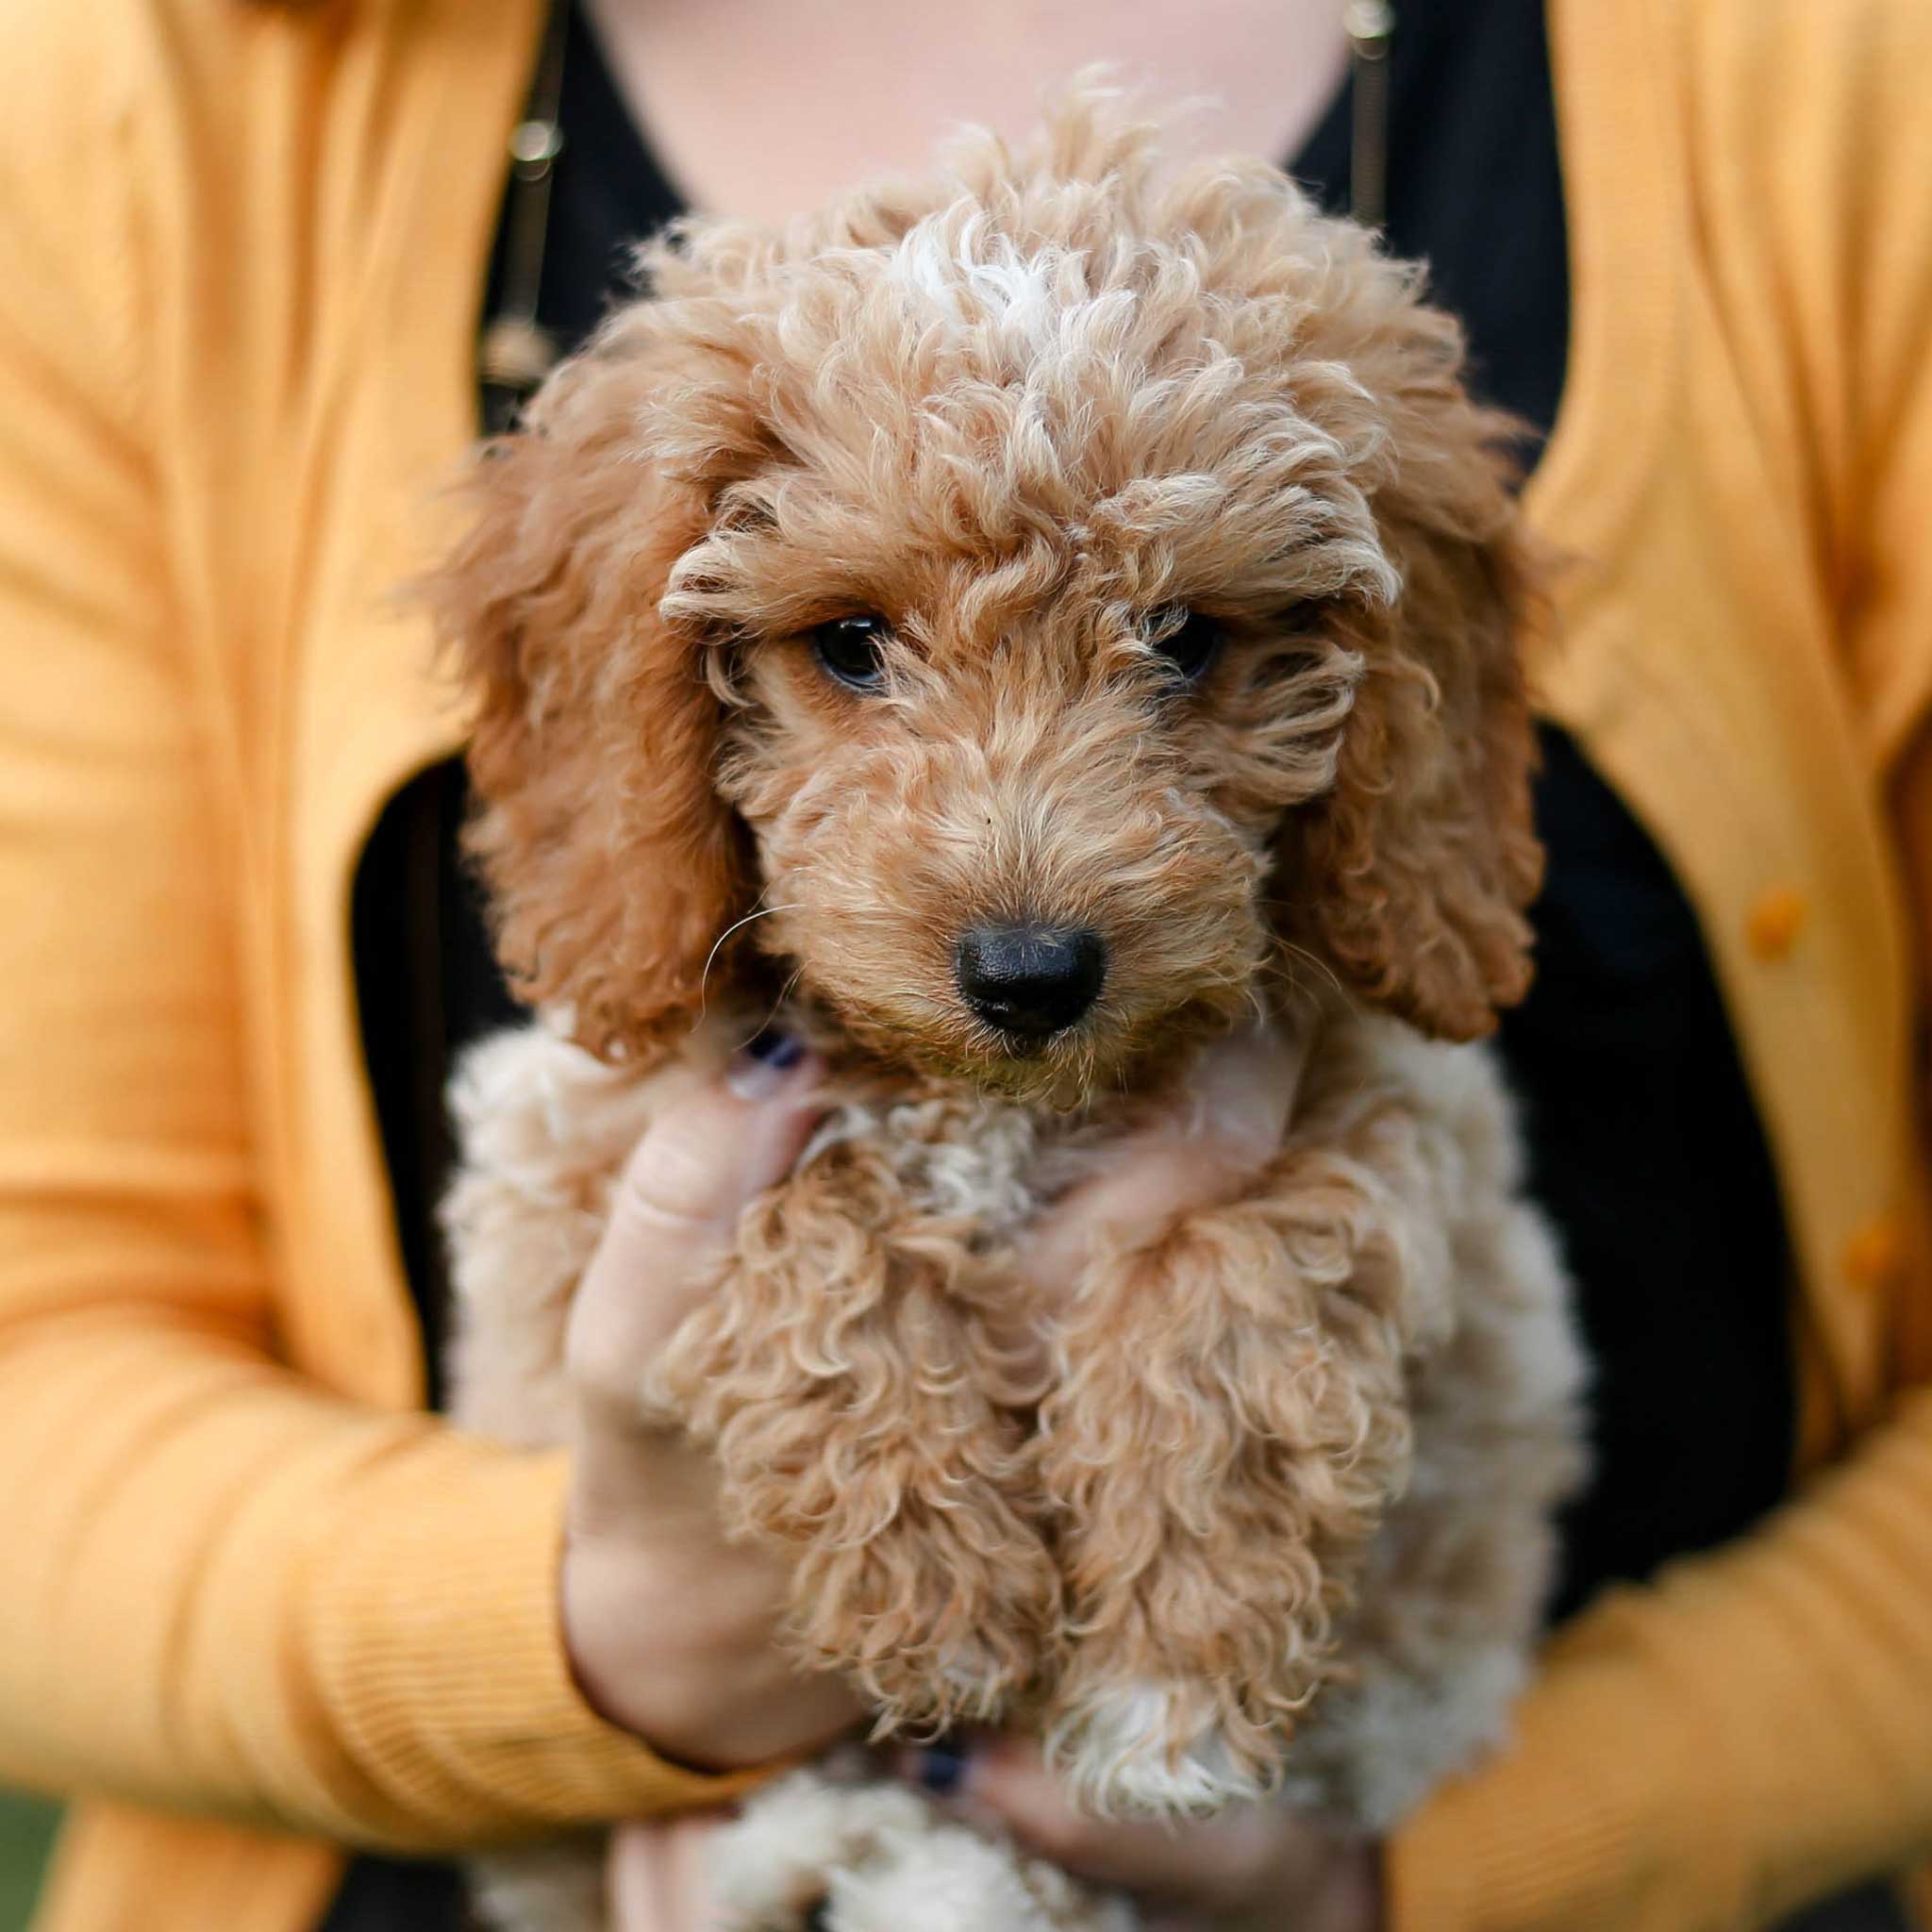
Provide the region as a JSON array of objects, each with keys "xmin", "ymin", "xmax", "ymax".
[
  {"xmin": 824, "ymin": 1822, "xmax": 1121, "ymax": 1932},
  {"xmin": 708, "ymin": 1770, "xmax": 926, "ymax": 1929},
  {"xmin": 1044, "ymin": 1678, "xmax": 1275, "ymax": 1819},
  {"xmin": 708, "ymin": 1768, "xmax": 1130, "ymax": 1932}
]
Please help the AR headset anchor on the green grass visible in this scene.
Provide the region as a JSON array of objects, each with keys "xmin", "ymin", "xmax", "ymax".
[{"xmin": 0, "ymin": 1792, "xmax": 55, "ymax": 1931}]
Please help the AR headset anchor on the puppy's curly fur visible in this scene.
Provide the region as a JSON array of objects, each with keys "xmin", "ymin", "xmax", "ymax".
[{"xmin": 432, "ymin": 90, "xmax": 1585, "ymax": 1932}]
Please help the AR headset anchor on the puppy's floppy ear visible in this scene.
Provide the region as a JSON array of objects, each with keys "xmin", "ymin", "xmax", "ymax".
[
  {"xmin": 1280, "ymin": 394, "xmax": 1544, "ymax": 1043},
  {"xmin": 424, "ymin": 330, "xmax": 767, "ymax": 1063}
]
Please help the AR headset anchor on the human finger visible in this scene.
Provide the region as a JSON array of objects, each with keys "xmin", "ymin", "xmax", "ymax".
[
  {"xmin": 567, "ymin": 1029, "xmax": 826, "ymax": 1395},
  {"xmin": 608, "ymin": 1812, "xmax": 726, "ymax": 1930},
  {"xmin": 1018, "ymin": 1020, "xmax": 1301, "ymax": 1296}
]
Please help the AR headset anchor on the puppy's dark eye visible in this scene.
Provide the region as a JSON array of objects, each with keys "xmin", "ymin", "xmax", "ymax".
[
  {"xmin": 810, "ymin": 613, "xmax": 891, "ymax": 691},
  {"xmin": 1149, "ymin": 607, "xmax": 1224, "ymax": 682}
]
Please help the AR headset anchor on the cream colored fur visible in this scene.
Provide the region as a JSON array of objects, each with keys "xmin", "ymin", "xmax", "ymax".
[{"xmin": 444, "ymin": 1012, "xmax": 1583, "ymax": 1928}]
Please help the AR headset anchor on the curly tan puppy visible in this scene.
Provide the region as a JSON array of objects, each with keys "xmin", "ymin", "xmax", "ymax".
[{"xmin": 431, "ymin": 91, "xmax": 1585, "ymax": 1932}]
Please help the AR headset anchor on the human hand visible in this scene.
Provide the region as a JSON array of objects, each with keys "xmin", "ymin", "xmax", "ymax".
[
  {"xmin": 606, "ymin": 1811, "xmax": 728, "ymax": 1931},
  {"xmin": 903, "ymin": 1735, "xmax": 1383, "ymax": 1932},
  {"xmin": 1016, "ymin": 1018, "xmax": 1303, "ymax": 1304},
  {"xmin": 560, "ymin": 1031, "xmax": 863, "ymax": 1771}
]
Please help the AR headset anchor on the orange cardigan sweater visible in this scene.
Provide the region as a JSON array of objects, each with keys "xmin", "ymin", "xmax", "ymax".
[{"xmin": 2, "ymin": 2, "xmax": 1930, "ymax": 1927}]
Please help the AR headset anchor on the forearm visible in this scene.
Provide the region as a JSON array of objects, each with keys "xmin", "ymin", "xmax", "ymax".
[
  {"xmin": 0, "ymin": 1313, "xmax": 751, "ymax": 1847},
  {"xmin": 1386, "ymin": 1386, "xmax": 1932, "ymax": 1931}
]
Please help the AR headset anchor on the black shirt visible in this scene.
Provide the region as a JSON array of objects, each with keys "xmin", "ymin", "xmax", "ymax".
[{"xmin": 335, "ymin": 5, "xmax": 1818, "ymax": 1924}]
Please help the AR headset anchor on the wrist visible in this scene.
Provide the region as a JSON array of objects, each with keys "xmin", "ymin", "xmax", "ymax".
[
  {"xmin": 561, "ymin": 1520, "xmax": 762, "ymax": 1760},
  {"xmin": 559, "ymin": 1522, "xmax": 858, "ymax": 1770}
]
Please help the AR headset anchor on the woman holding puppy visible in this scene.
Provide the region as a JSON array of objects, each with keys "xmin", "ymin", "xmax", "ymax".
[{"xmin": 0, "ymin": 2, "xmax": 1928, "ymax": 1929}]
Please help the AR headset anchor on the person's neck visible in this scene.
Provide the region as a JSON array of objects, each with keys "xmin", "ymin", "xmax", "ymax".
[{"xmin": 578, "ymin": 0, "xmax": 1351, "ymax": 225}]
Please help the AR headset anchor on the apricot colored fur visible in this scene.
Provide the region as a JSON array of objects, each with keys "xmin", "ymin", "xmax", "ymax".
[{"xmin": 432, "ymin": 90, "xmax": 1584, "ymax": 1932}]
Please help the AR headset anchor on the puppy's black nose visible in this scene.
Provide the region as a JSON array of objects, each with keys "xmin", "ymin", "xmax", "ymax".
[{"xmin": 955, "ymin": 924, "xmax": 1106, "ymax": 1039}]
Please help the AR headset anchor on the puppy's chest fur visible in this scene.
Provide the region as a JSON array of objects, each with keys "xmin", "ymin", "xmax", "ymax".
[
  {"xmin": 448, "ymin": 1009, "xmax": 1587, "ymax": 1932},
  {"xmin": 440, "ymin": 1023, "xmax": 1129, "ymax": 1448},
  {"xmin": 798, "ymin": 1078, "xmax": 1116, "ymax": 1255}
]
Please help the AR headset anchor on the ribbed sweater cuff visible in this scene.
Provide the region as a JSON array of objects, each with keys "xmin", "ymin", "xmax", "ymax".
[
  {"xmin": 1384, "ymin": 1623, "xmax": 1743, "ymax": 1932},
  {"xmin": 1388, "ymin": 1750, "xmax": 1644, "ymax": 1932},
  {"xmin": 305, "ymin": 1438, "xmax": 759, "ymax": 1846}
]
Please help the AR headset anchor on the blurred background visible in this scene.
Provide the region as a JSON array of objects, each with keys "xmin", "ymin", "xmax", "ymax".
[{"xmin": 0, "ymin": 1797, "xmax": 53, "ymax": 1927}]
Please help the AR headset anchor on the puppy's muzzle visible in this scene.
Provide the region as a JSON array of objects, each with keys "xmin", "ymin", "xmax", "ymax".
[{"xmin": 954, "ymin": 923, "xmax": 1106, "ymax": 1042}]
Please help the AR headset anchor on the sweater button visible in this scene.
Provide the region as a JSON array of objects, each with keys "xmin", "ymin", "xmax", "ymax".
[
  {"xmin": 1746, "ymin": 886, "xmax": 1807, "ymax": 958},
  {"xmin": 1842, "ymin": 1218, "xmax": 1902, "ymax": 1292}
]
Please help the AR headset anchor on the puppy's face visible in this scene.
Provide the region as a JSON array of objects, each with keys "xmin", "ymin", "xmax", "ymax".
[
  {"xmin": 693, "ymin": 375, "xmax": 1370, "ymax": 1102},
  {"xmin": 435, "ymin": 110, "xmax": 1541, "ymax": 1092}
]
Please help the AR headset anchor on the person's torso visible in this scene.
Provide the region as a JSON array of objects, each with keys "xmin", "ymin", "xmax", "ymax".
[{"xmin": 31, "ymin": 3, "xmax": 1928, "ymax": 1928}]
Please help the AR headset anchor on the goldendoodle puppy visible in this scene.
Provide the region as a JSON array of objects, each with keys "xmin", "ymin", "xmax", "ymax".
[{"xmin": 431, "ymin": 89, "xmax": 1586, "ymax": 1932}]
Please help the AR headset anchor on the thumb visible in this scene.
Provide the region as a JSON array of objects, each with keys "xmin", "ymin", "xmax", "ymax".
[
  {"xmin": 610, "ymin": 1029, "xmax": 826, "ymax": 1239},
  {"xmin": 570, "ymin": 1029, "xmax": 826, "ymax": 1381}
]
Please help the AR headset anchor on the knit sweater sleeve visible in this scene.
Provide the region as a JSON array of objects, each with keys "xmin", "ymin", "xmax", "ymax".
[
  {"xmin": 1389, "ymin": 6, "xmax": 1932, "ymax": 1926},
  {"xmin": 0, "ymin": 0, "xmax": 752, "ymax": 1849},
  {"xmin": 1387, "ymin": 1390, "xmax": 1932, "ymax": 1929}
]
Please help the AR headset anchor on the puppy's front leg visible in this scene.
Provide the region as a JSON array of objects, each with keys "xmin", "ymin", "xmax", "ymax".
[
  {"xmin": 650, "ymin": 1137, "xmax": 1061, "ymax": 1738},
  {"xmin": 1038, "ymin": 1110, "xmax": 1440, "ymax": 1817}
]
